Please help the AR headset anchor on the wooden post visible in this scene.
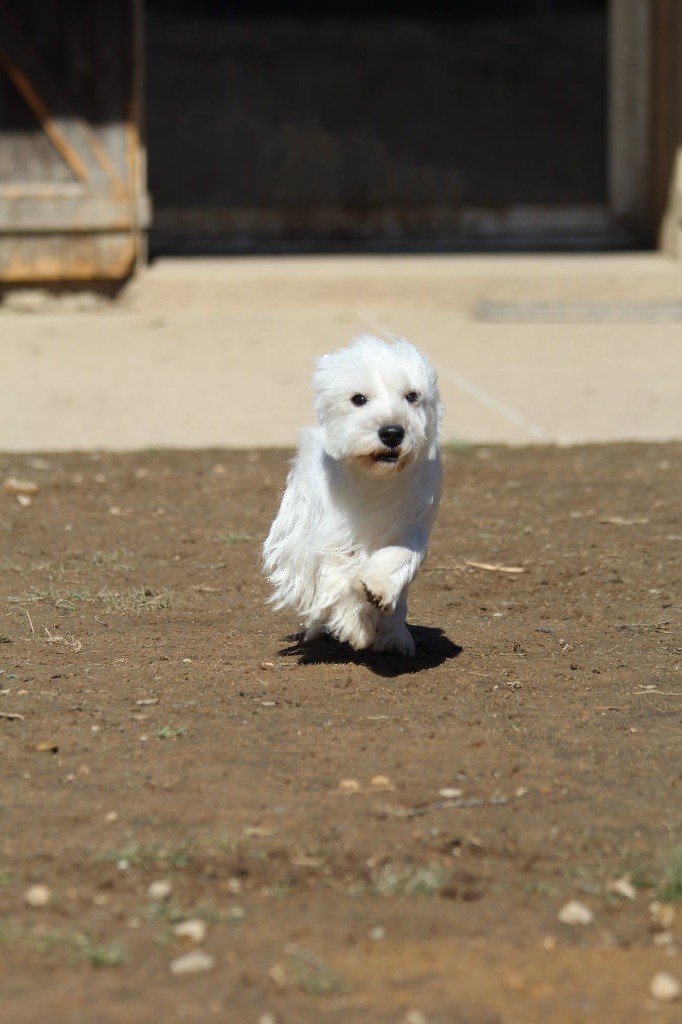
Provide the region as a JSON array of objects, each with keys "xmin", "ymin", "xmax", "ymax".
[{"xmin": 652, "ymin": 0, "xmax": 682, "ymax": 256}]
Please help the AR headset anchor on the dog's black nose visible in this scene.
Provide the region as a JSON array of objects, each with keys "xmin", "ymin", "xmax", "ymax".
[{"xmin": 378, "ymin": 425, "xmax": 405, "ymax": 449}]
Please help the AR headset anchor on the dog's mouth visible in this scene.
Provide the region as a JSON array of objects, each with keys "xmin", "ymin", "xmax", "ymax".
[
  {"xmin": 372, "ymin": 449, "xmax": 401, "ymax": 464},
  {"xmin": 353, "ymin": 449, "xmax": 408, "ymax": 474}
]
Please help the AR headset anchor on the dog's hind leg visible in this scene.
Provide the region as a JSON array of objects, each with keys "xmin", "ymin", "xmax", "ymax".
[{"xmin": 302, "ymin": 620, "xmax": 327, "ymax": 642}]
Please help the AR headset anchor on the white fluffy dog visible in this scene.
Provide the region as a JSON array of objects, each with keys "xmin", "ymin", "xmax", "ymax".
[{"xmin": 263, "ymin": 334, "xmax": 442, "ymax": 656}]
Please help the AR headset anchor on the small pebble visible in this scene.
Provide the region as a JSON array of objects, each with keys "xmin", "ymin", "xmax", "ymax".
[
  {"xmin": 649, "ymin": 971, "xmax": 681, "ymax": 1003},
  {"xmin": 438, "ymin": 787, "xmax": 463, "ymax": 799},
  {"xmin": 169, "ymin": 949, "xmax": 215, "ymax": 976},
  {"xmin": 227, "ymin": 877, "xmax": 243, "ymax": 894},
  {"xmin": 339, "ymin": 778, "xmax": 360, "ymax": 793},
  {"xmin": 371, "ymin": 775, "xmax": 392, "ymax": 788},
  {"xmin": 173, "ymin": 918, "xmax": 207, "ymax": 944},
  {"xmin": 3, "ymin": 476, "xmax": 38, "ymax": 497},
  {"xmin": 147, "ymin": 879, "xmax": 172, "ymax": 901},
  {"xmin": 650, "ymin": 901, "xmax": 676, "ymax": 929},
  {"xmin": 607, "ymin": 876, "xmax": 636, "ymax": 900},
  {"xmin": 404, "ymin": 1012, "xmax": 428, "ymax": 1024},
  {"xmin": 557, "ymin": 900, "xmax": 594, "ymax": 926},
  {"xmin": 24, "ymin": 884, "xmax": 51, "ymax": 908},
  {"xmin": 257, "ymin": 1015, "xmax": 277, "ymax": 1024},
  {"xmin": 369, "ymin": 925, "xmax": 386, "ymax": 941}
]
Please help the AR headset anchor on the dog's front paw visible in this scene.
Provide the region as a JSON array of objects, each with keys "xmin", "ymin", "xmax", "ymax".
[
  {"xmin": 372, "ymin": 623, "xmax": 416, "ymax": 657},
  {"xmin": 361, "ymin": 580, "xmax": 396, "ymax": 615}
]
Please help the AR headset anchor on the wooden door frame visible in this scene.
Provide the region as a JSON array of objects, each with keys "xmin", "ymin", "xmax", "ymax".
[
  {"xmin": 0, "ymin": 0, "xmax": 149, "ymax": 282},
  {"xmin": 609, "ymin": 0, "xmax": 682, "ymax": 256}
]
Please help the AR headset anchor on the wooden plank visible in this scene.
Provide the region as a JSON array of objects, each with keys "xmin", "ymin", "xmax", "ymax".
[
  {"xmin": 0, "ymin": 232, "xmax": 138, "ymax": 281},
  {"xmin": 0, "ymin": 192, "xmax": 150, "ymax": 231}
]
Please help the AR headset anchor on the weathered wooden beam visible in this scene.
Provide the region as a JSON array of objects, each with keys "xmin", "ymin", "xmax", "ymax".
[
  {"xmin": 0, "ymin": 192, "xmax": 150, "ymax": 231},
  {"xmin": 0, "ymin": 232, "xmax": 138, "ymax": 281}
]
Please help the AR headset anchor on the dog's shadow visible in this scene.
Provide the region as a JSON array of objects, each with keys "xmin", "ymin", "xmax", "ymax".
[{"xmin": 278, "ymin": 626, "xmax": 462, "ymax": 678}]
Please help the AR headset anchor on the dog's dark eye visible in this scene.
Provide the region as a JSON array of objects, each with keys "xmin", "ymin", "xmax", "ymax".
[
  {"xmin": 351, "ymin": 394, "xmax": 367, "ymax": 406},
  {"xmin": 405, "ymin": 391, "xmax": 419, "ymax": 404}
]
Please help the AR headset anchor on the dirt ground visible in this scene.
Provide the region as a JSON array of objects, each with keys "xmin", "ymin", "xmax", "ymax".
[{"xmin": 0, "ymin": 443, "xmax": 680, "ymax": 1024}]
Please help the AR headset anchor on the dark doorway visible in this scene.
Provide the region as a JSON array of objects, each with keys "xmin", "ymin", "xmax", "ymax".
[{"xmin": 146, "ymin": 1, "xmax": 609, "ymax": 252}]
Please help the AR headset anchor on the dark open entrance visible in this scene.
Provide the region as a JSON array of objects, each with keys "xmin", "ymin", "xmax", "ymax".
[{"xmin": 147, "ymin": 0, "xmax": 614, "ymax": 253}]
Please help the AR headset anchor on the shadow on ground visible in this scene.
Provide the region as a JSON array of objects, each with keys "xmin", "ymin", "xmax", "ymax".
[{"xmin": 278, "ymin": 625, "xmax": 462, "ymax": 677}]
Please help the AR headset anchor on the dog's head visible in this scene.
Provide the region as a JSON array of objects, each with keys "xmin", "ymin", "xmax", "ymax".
[{"xmin": 313, "ymin": 334, "xmax": 442, "ymax": 476}]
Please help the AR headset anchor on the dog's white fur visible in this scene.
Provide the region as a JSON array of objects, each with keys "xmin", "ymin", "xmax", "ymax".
[{"xmin": 263, "ymin": 334, "xmax": 442, "ymax": 656}]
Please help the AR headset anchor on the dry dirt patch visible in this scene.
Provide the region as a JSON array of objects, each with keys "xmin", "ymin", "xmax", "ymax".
[{"xmin": 0, "ymin": 444, "xmax": 680, "ymax": 1023}]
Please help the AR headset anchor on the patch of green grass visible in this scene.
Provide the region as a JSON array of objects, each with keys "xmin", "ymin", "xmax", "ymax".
[
  {"xmin": 0, "ymin": 869, "xmax": 13, "ymax": 886},
  {"xmin": 101, "ymin": 839, "xmax": 191, "ymax": 870},
  {"xmin": 523, "ymin": 881, "xmax": 560, "ymax": 898},
  {"xmin": 658, "ymin": 847, "xmax": 682, "ymax": 903},
  {"xmin": 370, "ymin": 863, "xmax": 450, "ymax": 898},
  {"xmin": 90, "ymin": 549, "xmax": 132, "ymax": 570},
  {"xmin": 215, "ymin": 532, "xmax": 253, "ymax": 545},
  {"xmin": 153, "ymin": 927, "xmax": 176, "ymax": 948},
  {"xmin": 8, "ymin": 585, "xmax": 170, "ymax": 613},
  {"xmin": 264, "ymin": 883, "xmax": 294, "ymax": 899},
  {"xmin": 29, "ymin": 927, "xmax": 128, "ymax": 966},
  {"xmin": 7, "ymin": 585, "xmax": 59, "ymax": 605},
  {"xmin": 155, "ymin": 725, "xmax": 186, "ymax": 740},
  {"xmin": 4, "ymin": 559, "xmax": 64, "ymax": 579},
  {"xmin": 291, "ymin": 960, "xmax": 344, "ymax": 996},
  {"xmin": 622, "ymin": 847, "xmax": 682, "ymax": 903},
  {"xmin": 0, "ymin": 560, "xmax": 23, "ymax": 573},
  {"xmin": 31, "ymin": 561, "xmax": 66, "ymax": 577},
  {"xmin": 33, "ymin": 929, "xmax": 68, "ymax": 954},
  {"xmin": 162, "ymin": 846, "xmax": 192, "ymax": 868},
  {"xmin": 629, "ymin": 863, "xmax": 655, "ymax": 892},
  {"xmin": 278, "ymin": 947, "xmax": 344, "ymax": 996},
  {"xmin": 146, "ymin": 902, "xmax": 243, "ymax": 928},
  {"xmin": 98, "ymin": 586, "xmax": 172, "ymax": 611},
  {"xmin": 55, "ymin": 588, "xmax": 94, "ymax": 611},
  {"xmin": 226, "ymin": 905, "xmax": 247, "ymax": 925},
  {"xmin": 74, "ymin": 935, "xmax": 129, "ymax": 967}
]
